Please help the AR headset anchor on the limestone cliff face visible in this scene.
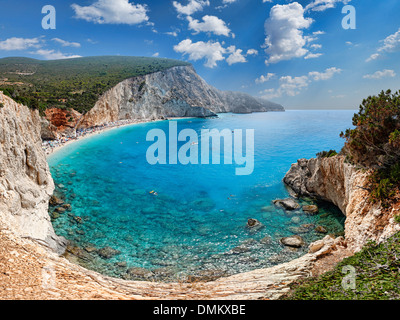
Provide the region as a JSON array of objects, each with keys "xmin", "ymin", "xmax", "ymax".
[
  {"xmin": 284, "ymin": 156, "xmax": 400, "ymax": 252},
  {"xmin": 0, "ymin": 92, "xmax": 66, "ymax": 254},
  {"xmin": 79, "ymin": 65, "xmax": 284, "ymax": 128}
]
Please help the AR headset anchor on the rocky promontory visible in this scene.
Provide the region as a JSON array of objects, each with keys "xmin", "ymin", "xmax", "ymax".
[
  {"xmin": 78, "ymin": 65, "xmax": 283, "ymax": 129},
  {"xmin": 283, "ymin": 156, "xmax": 400, "ymax": 252}
]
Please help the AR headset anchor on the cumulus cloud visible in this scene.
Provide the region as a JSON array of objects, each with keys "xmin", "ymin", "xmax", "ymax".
[
  {"xmin": 366, "ymin": 28, "xmax": 400, "ymax": 62},
  {"xmin": 52, "ymin": 38, "xmax": 81, "ymax": 48},
  {"xmin": 304, "ymin": 52, "xmax": 323, "ymax": 59},
  {"xmin": 173, "ymin": 0, "xmax": 210, "ymax": 16},
  {"xmin": 255, "ymin": 73, "xmax": 275, "ymax": 84},
  {"xmin": 34, "ymin": 49, "xmax": 81, "ymax": 60},
  {"xmin": 261, "ymin": 67, "xmax": 341, "ymax": 99},
  {"xmin": 226, "ymin": 46, "xmax": 247, "ymax": 65},
  {"xmin": 363, "ymin": 69, "xmax": 396, "ymax": 80},
  {"xmin": 264, "ymin": 2, "xmax": 313, "ymax": 65},
  {"xmin": 0, "ymin": 37, "xmax": 41, "ymax": 50},
  {"xmin": 246, "ymin": 49, "xmax": 258, "ymax": 56},
  {"xmin": 174, "ymin": 39, "xmax": 226, "ymax": 68},
  {"xmin": 71, "ymin": 0, "xmax": 149, "ymax": 25},
  {"xmin": 308, "ymin": 67, "xmax": 342, "ymax": 80},
  {"xmin": 187, "ymin": 15, "xmax": 232, "ymax": 37},
  {"xmin": 174, "ymin": 39, "xmax": 249, "ymax": 68},
  {"xmin": 305, "ymin": 0, "xmax": 351, "ymax": 12}
]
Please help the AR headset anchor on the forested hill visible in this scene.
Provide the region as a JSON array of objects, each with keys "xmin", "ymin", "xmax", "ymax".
[{"xmin": 0, "ymin": 56, "xmax": 190, "ymax": 114}]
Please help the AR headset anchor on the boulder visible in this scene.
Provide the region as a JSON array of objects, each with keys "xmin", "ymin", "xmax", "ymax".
[
  {"xmin": 98, "ymin": 246, "xmax": 121, "ymax": 259},
  {"xmin": 302, "ymin": 205, "xmax": 319, "ymax": 215},
  {"xmin": 273, "ymin": 198, "xmax": 300, "ymax": 211},
  {"xmin": 280, "ymin": 235, "xmax": 305, "ymax": 248},
  {"xmin": 315, "ymin": 225, "xmax": 328, "ymax": 234}
]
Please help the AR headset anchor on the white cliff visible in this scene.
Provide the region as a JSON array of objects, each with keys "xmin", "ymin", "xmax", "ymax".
[
  {"xmin": 284, "ymin": 156, "xmax": 400, "ymax": 252},
  {"xmin": 79, "ymin": 65, "xmax": 283, "ymax": 128},
  {"xmin": 0, "ymin": 92, "xmax": 66, "ymax": 254}
]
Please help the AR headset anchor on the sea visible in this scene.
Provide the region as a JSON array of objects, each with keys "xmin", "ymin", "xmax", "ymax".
[{"xmin": 47, "ymin": 110, "xmax": 355, "ymax": 281}]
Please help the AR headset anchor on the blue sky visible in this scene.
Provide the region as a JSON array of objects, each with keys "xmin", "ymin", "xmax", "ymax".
[{"xmin": 0, "ymin": 0, "xmax": 399, "ymax": 109}]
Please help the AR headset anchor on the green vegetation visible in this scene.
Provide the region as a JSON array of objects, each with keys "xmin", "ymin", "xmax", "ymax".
[
  {"xmin": 339, "ymin": 90, "xmax": 400, "ymax": 206},
  {"xmin": 0, "ymin": 102, "xmax": 4, "ymax": 108},
  {"xmin": 0, "ymin": 56, "xmax": 190, "ymax": 114},
  {"xmin": 282, "ymin": 232, "xmax": 400, "ymax": 300},
  {"xmin": 316, "ymin": 149, "xmax": 338, "ymax": 158}
]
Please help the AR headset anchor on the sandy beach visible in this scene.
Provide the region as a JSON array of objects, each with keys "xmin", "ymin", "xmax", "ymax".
[{"xmin": 43, "ymin": 116, "xmax": 203, "ymax": 157}]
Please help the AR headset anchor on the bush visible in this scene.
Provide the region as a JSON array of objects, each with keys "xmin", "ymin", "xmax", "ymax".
[
  {"xmin": 341, "ymin": 90, "xmax": 400, "ymax": 206},
  {"xmin": 316, "ymin": 150, "xmax": 338, "ymax": 158}
]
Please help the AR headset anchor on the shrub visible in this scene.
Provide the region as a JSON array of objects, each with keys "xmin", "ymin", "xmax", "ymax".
[
  {"xmin": 316, "ymin": 150, "xmax": 338, "ymax": 158},
  {"xmin": 341, "ymin": 90, "xmax": 400, "ymax": 206}
]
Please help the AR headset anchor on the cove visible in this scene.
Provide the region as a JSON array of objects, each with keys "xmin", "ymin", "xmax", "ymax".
[{"xmin": 47, "ymin": 110, "xmax": 354, "ymax": 281}]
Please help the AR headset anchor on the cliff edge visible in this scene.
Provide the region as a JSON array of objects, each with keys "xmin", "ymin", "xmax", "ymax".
[
  {"xmin": 284, "ymin": 156, "xmax": 400, "ymax": 252},
  {"xmin": 0, "ymin": 92, "xmax": 66, "ymax": 254},
  {"xmin": 79, "ymin": 65, "xmax": 283, "ymax": 128}
]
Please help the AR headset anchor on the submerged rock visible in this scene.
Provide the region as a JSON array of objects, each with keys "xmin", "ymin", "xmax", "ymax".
[
  {"xmin": 315, "ymin": 225, "xmax": 328, "ymax": 234},
  {"xmin": 49, "ymin": 195, "xmax": 64, "ymax": 206},
  {"xmin": 273, "ymin": 198, "xmax": 300, "ymax": 211},
  {"xmin": 280, "ymin": 235, "xmax": 305, "ymax": 248},
  {"xmin": 302, "ymin": 205, "xmax": 319, "ymax": 215},
  {"xmin": 246, "ymin": 219, "xmax": 264, "ymax": 233},
  {"xmin": 187, "ymin": 270, "xmax": 228, "ymax": 282},
  {"xmin": 124, "ymin": 267, "xmax": 154, "ymax": 280},
  {"xmin": 98, "ymin": 246, "xmax": 121, "ymax": 259}
]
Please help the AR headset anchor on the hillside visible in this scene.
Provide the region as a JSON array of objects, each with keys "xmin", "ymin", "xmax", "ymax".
[{"xmin": 0, "ymin": 56, "xmax": 190, "ymax": 114}]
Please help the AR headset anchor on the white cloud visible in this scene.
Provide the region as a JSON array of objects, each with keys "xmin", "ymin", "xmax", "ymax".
[
  {"xmin": 305, "ymin": 0, "xmax": 351, "ymax": 12},
  {"xmin": 34, "ymin": 49, "xmax": 82, "ymax": 60},
  {"xmin": 366, "ymin": 53, "xmax": 380, "ymax": 62},
  {"xmin": 255, "ymin": 73, "xmax": 275, "ymax": 84},
  {"xmin": 173, "ymin": 0, "xmax": 210, "ymax": 16},
  {"xmin": 152, "ymin": 52, "xmax": 160, "ymax": 57},
  {"xmin": 261, "ymin": 67, "xmax": 341, "ymax": 99},
  {"xmin": 0, "ymin": 37, "xmax": 41, "ymax": 51},
  {"xmin": 246, "ymin": 49, "xmax": 258, "ymax": 56},
  {"xmin": 174, "ymin": 39, "xmax": 249, "ymax": 67},
  {"xmin": 304, "ymin": 52, "xmax": 323, "ymax": 59},
  {"xmin": 52, "ymin": 38, "xmax": 81, "ymax": 48},
  {"xmin": 313, "ymin": 31, "xmax": 325, "ymax": 35},
  {"xmin": 165, "ymin": 31, "xmax": 178, "ymax": 37},
  {"xmin": 71, "ymin": 0, "xmax": 149, "ymax": 25},
  {"xmin": 174, "ymin": 39, "xmax": 226, "ymax": 68},
  {"xmin": 264, "ymin": 2, "xmax": 313, "ymax": 65},
  {"xmin": 226, "ymin": 46, "xmax": 247, "ymax": 65},
  {"xmin": 363, "ymin": 69, "xmax": 396, "ymax": 80},
  {"xmin": 187, "ymin": 15, "xmax": 231, "ymax": 37},
  {"xmin": 378, "ymin": 28, "xmax": 400, "ymax": 53},
  {"xmin": 308, "ymin": 67, "xmax": 342, "ymax": 80},
  {"xmin": 223, "ymin": 0, "xmax": 237, "ymax": 3},
  {"xmin": 366, "ymin": 28, "xmax": 400, "ymax": 62},
  {"xmin": 310, "ymin": 44, "xmax": 322, "ymax": 50}
]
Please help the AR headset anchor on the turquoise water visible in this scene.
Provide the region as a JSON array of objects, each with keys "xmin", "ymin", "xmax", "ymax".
[{"xmin": 48, "ymin": 110, "xmax": 354, "ymax": 281}]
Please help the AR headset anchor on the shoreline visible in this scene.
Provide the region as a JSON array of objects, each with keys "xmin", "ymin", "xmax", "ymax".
[{"xmin": 43, "ymin": 117, "xmax": 198, "ymax": 158}]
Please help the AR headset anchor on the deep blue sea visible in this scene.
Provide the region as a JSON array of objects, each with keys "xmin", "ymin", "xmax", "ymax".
[{"xmin": 47, "ymin": 110, "xmax": 355, "ymax": 281}]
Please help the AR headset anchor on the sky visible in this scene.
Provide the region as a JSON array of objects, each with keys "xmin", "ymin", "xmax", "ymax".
[{"xmin": 0, "ymin": 0, "xmax": 399, "ymax": 109}]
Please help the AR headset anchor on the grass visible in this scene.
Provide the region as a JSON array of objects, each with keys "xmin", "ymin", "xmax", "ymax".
[{"xmin": 281, "ymin": 232, "xmax": 400, "ymax": 300}]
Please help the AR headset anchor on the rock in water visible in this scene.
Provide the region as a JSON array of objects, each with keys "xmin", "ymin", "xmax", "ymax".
[
  {"xmin": 315, "ymin": 225, "xmax": 328, "ymax": 234},
  {"xmin": 98, "ymin": 247, "xmax": 121, "ymax": 259},
  {"xmin": 280, "ymin": 235, "xmax": 305, "ymax": 248},
  {"xmin": 273, "ymin": 198, "xmax": 300, "ymax": 210},
  {"xmin": 303, "ymin": 205, "xmax": 319, "ymax": 215}
]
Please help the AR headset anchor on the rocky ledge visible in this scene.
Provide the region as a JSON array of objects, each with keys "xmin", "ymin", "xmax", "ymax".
[{"xmin": 283, "ymin": 156, "xmax": 400, "ymax": 252}]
